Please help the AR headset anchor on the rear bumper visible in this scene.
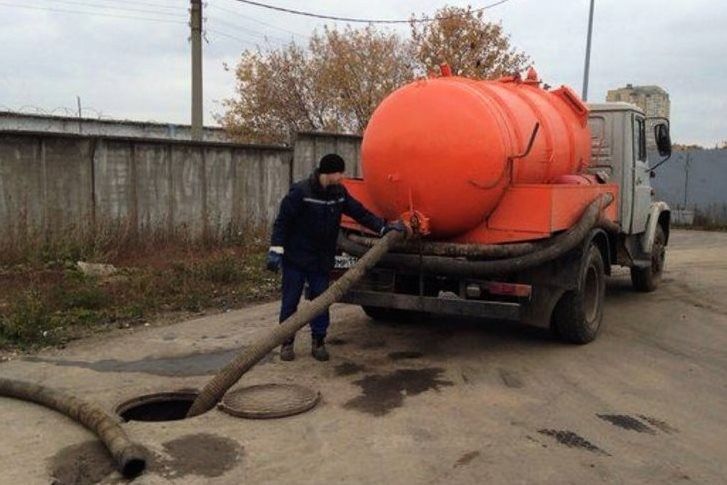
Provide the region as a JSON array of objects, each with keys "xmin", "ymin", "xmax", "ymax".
[{"xmin": 340, "ymin": 290, "xmax": 521, "ymax": 321}]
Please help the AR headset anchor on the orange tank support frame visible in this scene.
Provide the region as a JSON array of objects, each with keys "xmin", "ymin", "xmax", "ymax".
[{"xmin": 341, "ymin": 180, "xmax": 618, "ymax": 244}]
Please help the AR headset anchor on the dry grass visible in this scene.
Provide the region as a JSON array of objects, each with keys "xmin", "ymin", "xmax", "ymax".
[{"xmin": 0, "ymin": 221, "xmax": 280, "ymax": 351}]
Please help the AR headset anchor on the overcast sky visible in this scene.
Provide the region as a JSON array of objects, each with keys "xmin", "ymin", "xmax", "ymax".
[{"xmin": 1, "ymin": 0, "xmax": 725, "ymax": 145}]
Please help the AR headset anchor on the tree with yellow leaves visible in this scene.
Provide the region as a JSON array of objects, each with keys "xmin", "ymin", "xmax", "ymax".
[{"xmin": 219, "ymin": 5, "xmax": 528, "ymax": 144}]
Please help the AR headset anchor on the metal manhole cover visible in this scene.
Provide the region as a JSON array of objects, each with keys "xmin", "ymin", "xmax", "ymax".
[{"xmin": 219, "ymin": 384, "xmax": 320, "ymax": 419}]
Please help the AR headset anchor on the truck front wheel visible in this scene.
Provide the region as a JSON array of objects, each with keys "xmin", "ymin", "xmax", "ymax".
[
  {"xmin": 630, "ymin": 225, "xmax": 666, "ymax": 292},
  {"xmin": 552, "ymin": 245, "xmax": 606, "ymax": 344}
]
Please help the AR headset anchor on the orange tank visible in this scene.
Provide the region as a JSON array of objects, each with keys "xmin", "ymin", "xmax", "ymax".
[{"xmin": 360, "ymin": 68, "xmax": 592, "ymax": 238}]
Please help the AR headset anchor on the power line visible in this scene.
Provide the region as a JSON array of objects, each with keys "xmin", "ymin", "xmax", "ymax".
[
  {"xmin": 206, "ymin": 15, "xmax": 293, "ymax": 44},
  {"xmin": 211, "ymin": 2, "xmax": 308, "ymax": 39},
  {"xmin": 0, "ymin": 2, "xmax": 187, "ymax": 24},
  {"xmin": 228, "ymin": 0, "xmax": 512, "ymax": 24},
  {"xmin": 74, "ymin": 0, "xmax": 181, "ymax": 10},
  {"xmin": 207, "ymin": 27, "xmax": 278, "ymax": 49},
  {"xmin": 34, "ymin": 0, "xmax": 186, "ymax": 18}
]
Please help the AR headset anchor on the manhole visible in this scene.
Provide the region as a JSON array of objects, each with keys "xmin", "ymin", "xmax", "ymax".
[
  {"xmin": 116, "ymin": 390, "xmax": 200, "ymax": 422},
  {"xmin": 219, "ymin": 384, "xmax": 320, "ymax": 419}
]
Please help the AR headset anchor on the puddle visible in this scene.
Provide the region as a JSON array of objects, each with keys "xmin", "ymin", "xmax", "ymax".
[
  {"xmin": 25, "ymin": 347, "xmax": 273, "ymax": 377},
  {"xmin": 358, "ymin": 339, "xmax": 386, "ymax": 349},
  {"xmin": 538, "ymin": 429, "xmax": 609, "ymax": 455},
  {"xmin": 637, "ymin": 415, "xmax": 679, "ymax": 434},
  {"xmin": 48, "ymin": 441, "xmax": 116, "ymax": 485},
  {"xmin": 388, "ymin": 351, "xmax": 423, "ymax": 360},
  {"xmin": 158, "ymin": 433, "xmax": 242, "ymax": 479},
  {"xmin": 597, "ymin": 414, "xmax": 656, "ymax": 434},
  {"xmin": 334, "ymin": 362, "xmax": 365, "ymax": 376},
  {"xmin": 47, "ymin": 434, "xmax": 241, "ymax": 483},
  {"xmin": 344, "ymin": 368, "xmax": 453, "ymax": 416}
]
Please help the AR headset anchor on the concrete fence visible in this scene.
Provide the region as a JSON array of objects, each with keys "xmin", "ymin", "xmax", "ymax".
[
  {"xmin": 650, "ymin": 148, "xmax": 727, "ymax": 225},
  {"xmin": 0, "ymin": 130, "xmax": 363, "ymax": 244},
  {"xmin": 293, "ymin": 131, "xmax": 363, "ymax": 181}
]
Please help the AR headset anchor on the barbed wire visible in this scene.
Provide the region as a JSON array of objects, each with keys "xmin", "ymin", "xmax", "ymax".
[{"xmin": 0, "ymin": 105, "xmax": 146, "ymax": 123}]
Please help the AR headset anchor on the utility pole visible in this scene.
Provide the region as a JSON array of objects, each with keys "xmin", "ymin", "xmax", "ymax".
[
  {"xmin": 190, "ymin": 0, "xmax": 203, "ymax": 141},
  {"xmin": 581, "ymin": 0, "xmax": 595, "ymax": 101}
]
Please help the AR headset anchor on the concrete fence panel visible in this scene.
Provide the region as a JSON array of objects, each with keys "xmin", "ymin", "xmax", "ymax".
[
  {"xmin": 0, "ymin": 129, "xmax": 364, "ymax": 247},
  {"xmin": 293, "ymin": 131, "xmax": 363, "ymax": 182},
  {"xmin": 94, "ymin": 139, "xmax": 134, "ymax": 224},
  {"xmin": 0, "ymin": 135, "xmax": 44, "ymax": 233},
  {"xmin": 135, "ymin": 143, "xmax": 173, "ymax": 232},
  {"xmin": 42, "ymin": 137, "xmax": 95, "ymax": 233}
]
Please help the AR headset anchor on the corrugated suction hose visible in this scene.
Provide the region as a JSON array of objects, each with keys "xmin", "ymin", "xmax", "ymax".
[
  {"xmin": 0, "ymin": 378, "xmax": 146, "ymax": 479},
  {"xmin": 339, "ymin": 193, "xmax": 614, "ymax": 277},
  {"xmin": 186, "ymin": 229, "xmax": 406, "ymax": 417}
]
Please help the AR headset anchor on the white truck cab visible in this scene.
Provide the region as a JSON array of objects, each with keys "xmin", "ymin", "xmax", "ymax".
[{"xmin": 588, "ymin": 102, "xmax": 671, "ymax": 288}]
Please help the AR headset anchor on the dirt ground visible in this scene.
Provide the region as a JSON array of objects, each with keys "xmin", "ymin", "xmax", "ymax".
[{"xmin": 1, "ymin": 229, "xmax": 726, "ymax": 484}]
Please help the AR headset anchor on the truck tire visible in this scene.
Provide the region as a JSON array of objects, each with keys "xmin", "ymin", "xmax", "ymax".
[
  {"xmin": 552, "ymin": 245, "xmax": 606, "ymax": 344},
  {"xmin": 630, "ymin": 225, "xmax": 666, "ymax": 292}
]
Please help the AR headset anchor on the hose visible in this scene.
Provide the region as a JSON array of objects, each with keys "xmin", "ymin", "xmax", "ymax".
[
  {"xmin": 338, "ymin": 193, "xmax": 613, "ymax": 278},
  {"xmin": 186, "ymin": 229, "xmax": 406, "ymax": 417},
  {"xmin": 0, "ymin": 378, "xmax": 146, "ymax": 479},
  {"xmin": 347, "ymin": 233, "xmax": 545, "ymax": 259}
]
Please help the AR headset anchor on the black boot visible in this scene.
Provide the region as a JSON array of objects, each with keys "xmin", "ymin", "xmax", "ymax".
[
  {"xmin": 280, "ymin": 338, "xmax": 295, "ymax": 361},
  {"xmin": 311, "ymin": 336, "xmax": 330, "ymax": 362}
]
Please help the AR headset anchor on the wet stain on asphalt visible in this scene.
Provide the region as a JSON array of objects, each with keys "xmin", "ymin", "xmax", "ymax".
[
  {"xmin": 538, "ymin": 430, "xmax": 609, "ymax": 455},
  {"xmin": 25, "ymin": 347, "xmax": 273, "ymax": 377},
  {"xmin": 158, "ymin": 433, "xmax": 243, "ymax": 479},
  {"xmin": 638, "ymin": 415, "xmax": 679, "ymax": 434},
  {"xmin": 344, "ymin": 368, "xmax": 453, "ymax": 416},
  {"xmin": 327, "ymin": 338, "xmax": 348, "ymax": 346},
  {"xmin": 388, "ymin": 351, "xmax": 424, "ymax": 360},
  {"xmin": 48, "ymin": 434, "xmax": 242, "ymax": 483},
  {"xmin": 453, "ymin": 450, "xmax": 481, "ymax": 468},
  {"xmin": 498, "ymin": 368, "xmax": 524, "ymax": 388},
  {"xmin": 597, "ymin": 414, "xmax": 656, "ymax": 434},
  {"xmin": 334, "ymin": 362, "xmax": 365, "ymax": 376},
  {"xmin": 359, "ymin": 339, "xmax": 387, "ymax": 349},
  {"xmin": 48, "ymin": 440, "xmax": 116, "ymax": 485}
]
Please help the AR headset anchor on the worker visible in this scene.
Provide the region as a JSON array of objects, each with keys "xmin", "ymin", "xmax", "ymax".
[{"xmin": 266, "ymin": 153, "xmax": 406, "ymax": 361}]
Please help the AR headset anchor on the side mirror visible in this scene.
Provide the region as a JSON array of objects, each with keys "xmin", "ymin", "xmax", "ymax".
[{"xmin": 654, "ymin": 122, "xmax": 672, "ymax": 157}]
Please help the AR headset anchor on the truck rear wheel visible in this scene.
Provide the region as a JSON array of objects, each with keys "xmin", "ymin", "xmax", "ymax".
[
  {"xmin": 631, "ymin": 225, "xmax": 666, "ymax": 292},
  {"xmin": 552, "ymin": 245, "xmax": 605, "ymax": 344}
]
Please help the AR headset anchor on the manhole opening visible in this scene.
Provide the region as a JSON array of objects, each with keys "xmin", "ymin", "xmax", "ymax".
[{"xmin": 116, "ymin": 391, "xmax": 200, "ymax": 422}]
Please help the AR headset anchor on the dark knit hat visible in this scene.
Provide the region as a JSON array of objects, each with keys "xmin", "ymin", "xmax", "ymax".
[{"xmin": 319, "ymin": 153, "xmax": 345, "ymax": 174}]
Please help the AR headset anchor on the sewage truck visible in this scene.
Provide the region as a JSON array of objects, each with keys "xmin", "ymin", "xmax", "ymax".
[{"xmin": 334, "ymin": 67, "xmax": 672, "ymax": 344}]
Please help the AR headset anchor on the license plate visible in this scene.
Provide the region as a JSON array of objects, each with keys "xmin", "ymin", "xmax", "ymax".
[{"xmin": 334, "ymin": 254, "xmax": 359, "ymax": 269}]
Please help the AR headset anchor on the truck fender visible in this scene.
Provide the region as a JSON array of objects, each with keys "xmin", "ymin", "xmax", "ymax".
[
  {"xmin": 522, "ymin": 228, "xmax": 611, "ymax": 329},
  {"xmin": 641, "ymin": 202, "xmax": 670, "ymax": 254},
  {"xmin": 580, "ymin": 228, "xmax": 612, "ymax": 278}
]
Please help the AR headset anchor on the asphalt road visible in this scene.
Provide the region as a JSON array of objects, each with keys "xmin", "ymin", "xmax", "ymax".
[{"xmin": 1, "ymin": 229, "xmax": 725, "ymax": 484}]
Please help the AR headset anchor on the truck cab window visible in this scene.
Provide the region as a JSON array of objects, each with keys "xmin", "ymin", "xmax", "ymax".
[{"xmin": 634, "ymin": 116, "xmax": 646, "ymax": 161}]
